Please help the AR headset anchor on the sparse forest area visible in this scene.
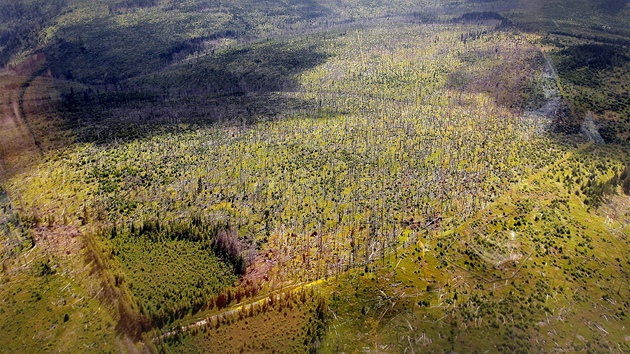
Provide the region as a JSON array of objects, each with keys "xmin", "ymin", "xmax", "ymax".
[{"xmin": 1, "ymin": 0, "xmax": 630, "ymax": 352}]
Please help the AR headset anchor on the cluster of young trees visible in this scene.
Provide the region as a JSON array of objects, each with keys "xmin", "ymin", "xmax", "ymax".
[{"xmin": 100, "ymin": 216, "xmax": 261, "ymax": 326}]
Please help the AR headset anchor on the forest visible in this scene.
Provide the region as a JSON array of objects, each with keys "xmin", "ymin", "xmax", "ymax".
[{"xmin": 1, "ymin": 0, "xmax": 630, "ymax": 352}]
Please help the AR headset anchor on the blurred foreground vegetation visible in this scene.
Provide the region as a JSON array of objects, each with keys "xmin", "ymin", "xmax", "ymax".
[{"xmin": 1, "ymin": 0, "xmax": 630, "ymax": 352}]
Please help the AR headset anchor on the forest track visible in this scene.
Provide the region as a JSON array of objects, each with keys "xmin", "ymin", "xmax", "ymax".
[
  {"xmin": 0, "ymin": 96, "xmax": 38, "ymax": 177},
  {"xmin": 0, "ymin": 71, "xmax": 47, "ymax": 180},
  {"xmin": 156, "ymin": 278, "xmax": 326, "ymax": 340}
]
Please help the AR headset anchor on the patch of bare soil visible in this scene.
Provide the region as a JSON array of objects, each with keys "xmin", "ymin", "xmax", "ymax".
[
  {"xmin": 242, "ymin": 254, "xmax": 275, "ymax": 284},
  {"xmin": 32, "ymin": 224, "xmax": 83, "ymax": 257}
]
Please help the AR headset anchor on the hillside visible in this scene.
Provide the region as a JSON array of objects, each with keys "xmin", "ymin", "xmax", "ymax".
[{"xmin": 1, "ymin": 0, "xmax": 629, "ymax": 352}]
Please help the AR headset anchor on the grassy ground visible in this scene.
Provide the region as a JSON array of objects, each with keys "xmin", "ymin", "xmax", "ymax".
[
  {"xmin": 164, "ymin": 289, "xmax": 327, "ymax": 353},
  {"xmin": 0, "ymin": 224, "xmax": 120, "ymax": 352}
]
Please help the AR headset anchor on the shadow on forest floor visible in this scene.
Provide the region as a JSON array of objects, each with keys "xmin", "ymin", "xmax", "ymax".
[{"xmin": 52, "ymin": 37, "xmax": 332, "ymax": 144}]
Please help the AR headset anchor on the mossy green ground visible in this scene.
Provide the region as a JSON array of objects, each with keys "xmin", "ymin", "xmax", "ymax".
[{"xmin": 314, "ymin": 143, "xmax": 630, "ymax": 353}]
